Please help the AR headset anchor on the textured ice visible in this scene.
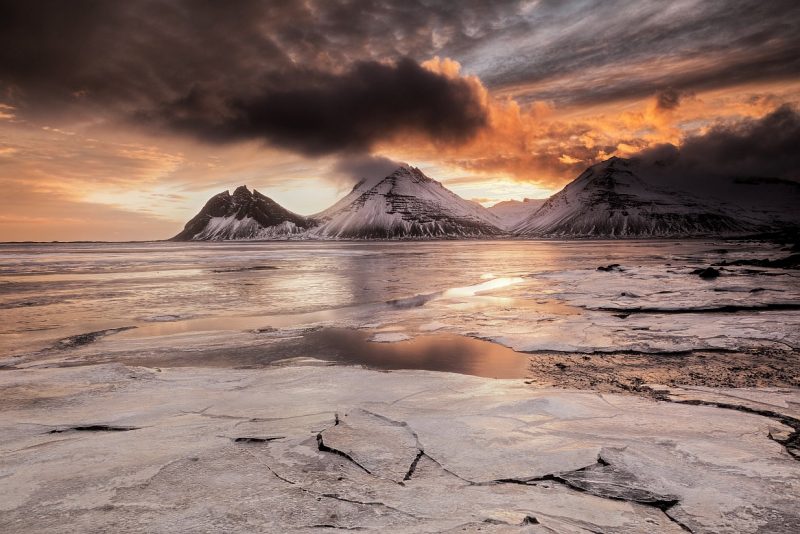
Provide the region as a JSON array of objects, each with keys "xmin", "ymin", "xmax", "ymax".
[
  {"xmin": 2, "ymin": 364, "xmax": 799, "ymax": 532},
  {"xmin": 2, "ymin": 239, "xmax": 799, "ymax": 532}
]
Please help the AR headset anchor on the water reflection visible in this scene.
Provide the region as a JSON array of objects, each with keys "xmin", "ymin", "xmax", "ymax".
[
  {"xmin": 442, "ymin": 276, "xmax": 524, "ymax": 297},
  {"xmin": 304, "ymin": 328, "xmax": 531, "ymax": 379},
  {"xmin": 1, "ymin": 240, "xmax": 774, "ymax": 357}
]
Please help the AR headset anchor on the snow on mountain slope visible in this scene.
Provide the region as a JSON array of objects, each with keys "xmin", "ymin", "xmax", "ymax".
[
  {"xmin": 309, "ymin": 166, "xmax": 505, "ymax": 238},
  {"xmin": 171, "ymin": 186, "xmax": 312, "ymax": 240},
  {"xmin": 514, "ymin": 157, "xmax": 752, "ymax": 237},
  {"xmin": 488, "ymin": 198, "xmax": 546, "ymax": 230},
  {"xmin": 173, "ymin": 159, "xmax": 795, "ymax": 241}
]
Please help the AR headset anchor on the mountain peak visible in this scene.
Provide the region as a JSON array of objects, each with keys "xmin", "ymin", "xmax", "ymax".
[
  {"xmin": 231, "ymin": 184, "xmax": 253, "ymax": 199},
  {"xmin": 309, "ymin": 165, "xmax": 503, "ymax": 238},
  {"xmin": 514, "ymin": 156, "xmax": 749, "ymax": 237},
  {"xmin": 384, "ymin": 165, "xmax": 433, "ymax": 185},
  {"xmin": 573, "ymin": 157, "xmax": 639, "ymax": 192},
  {"xmin": 171, "ymin": 184, "xmax": 312, "ymax": 240},
  {"xmin": 588, "ymin": 156, "xmax": 632, "ymax": 174},
  {"xmin": 387, "ymin": 164, "xmax": 413, "ymax": 176}
]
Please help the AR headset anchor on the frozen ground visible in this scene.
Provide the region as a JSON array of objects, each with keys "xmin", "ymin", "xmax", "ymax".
[
  {"xmin": 1, "ymin": 364, "xmax": 799, "ymax": 533},
  {"xmin": 1, "ymin": 240, "xmax": 799, "ymax": 532}
]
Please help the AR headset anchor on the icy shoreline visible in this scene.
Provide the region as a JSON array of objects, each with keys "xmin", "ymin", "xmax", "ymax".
[
  {"xmin": 2, "ymin": 240, "xmax": 799, "ymax": 532},
  {"xmin": 2, "ymin": 362, "xmax": 799, "ymax": 533}
]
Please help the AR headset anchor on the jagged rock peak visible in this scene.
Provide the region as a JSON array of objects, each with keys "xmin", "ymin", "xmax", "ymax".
[{"xmin": 171, "ymin": 184, "xmax": 313, "ymax": 241}]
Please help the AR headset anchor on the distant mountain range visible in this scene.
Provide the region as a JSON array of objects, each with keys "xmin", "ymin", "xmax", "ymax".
[
  {"xmin": 488, "ymin": 198, "xmax": 546, "ymax": 230},
  {"xmin": 171, "ymin": 159, "xmax": 799, "ymax": 240}
]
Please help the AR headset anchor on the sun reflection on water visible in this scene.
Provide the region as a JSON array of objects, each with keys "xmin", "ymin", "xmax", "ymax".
[{"xmin": 443, "ymin": 276, "xmax": 525, "ymax": 298}]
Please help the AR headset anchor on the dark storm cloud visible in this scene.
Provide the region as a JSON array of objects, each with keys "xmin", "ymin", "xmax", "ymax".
[
  {"xmin": 0, "ymin": 0, "xmax": 497, "ymax": 154},
  {"xmin": 151, "ymin": 59, "xmax": 487, "ymax": 155},
  {"xmin": 333, "ymin": 155, "xmax": 405, "ymax": 184},
  {"xmin": 2, "ymin": 0, "xmax": 799, "ymax": 145},
  {"xmin": 635, "ymin": 105, "xmax": 800, "ymax": 181},
  {"xmin": 0, "ymin": 1, "xmax": 291, "ymax": 114}
]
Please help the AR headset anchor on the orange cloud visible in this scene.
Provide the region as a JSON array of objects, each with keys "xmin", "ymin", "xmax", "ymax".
[
  {"xmin": 380, "ymin": 59, "xmax": 800, "ymax": 193},
  {"xmin": 4, "ymin": 53, "xmax": 800, "ymax": 241}
]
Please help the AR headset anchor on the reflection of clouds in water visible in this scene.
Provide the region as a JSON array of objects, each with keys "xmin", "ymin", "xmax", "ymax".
[
  {"xmin": 308, "ymin": 328, "xmax": 530, "ymax": 379},
  {"xmin": 2, "ymin": 240, "xmax": 797, "ymax": 359}
]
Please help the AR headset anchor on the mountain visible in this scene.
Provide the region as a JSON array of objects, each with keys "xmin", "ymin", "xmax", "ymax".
[
  {"xmin": 171, "ymin": 186, "xmax": 313, "ymax": 240},
  {"xmin": 308, "ymin": 166, "xmax": 505, "ymax": 238},
  {"xmin": 488, "ymin": 198, "xmax": 546, "ymax": 230},
  {"xmin": 708, "ymin": 176, "xmax": 800, "ymax": 229},
  {"xmin": 172, "ymin": 159, "xmax": 796, "ymax": 241},
  {"xmin": 514, "ymin": 157, "xmax": 751, "ymax": 237}
]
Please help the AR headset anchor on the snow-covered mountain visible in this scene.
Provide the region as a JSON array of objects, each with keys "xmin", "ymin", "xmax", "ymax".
[
  {"xmin": 488, "ymin": 198, "xmax": 546, "ymax": 230},
  {"xmin": 171, "ymin": 186, "xmax": 312, "ymax": 240},
  {"xmin": 172, "ymin": 159, "xmax": 797, "ymax": 241},
  {"xmin": 514, "ymin": 157, "xmax": 751, "ymax": 237},
  {"xmin": 308, "ymin": 166, "xmax": 505, "ymax": 238}
]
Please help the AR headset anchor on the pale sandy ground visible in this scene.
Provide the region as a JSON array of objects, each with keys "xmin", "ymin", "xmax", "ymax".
[{"xmin": 2, "ymin": 361, "xmax": 799, "ymax": 533}]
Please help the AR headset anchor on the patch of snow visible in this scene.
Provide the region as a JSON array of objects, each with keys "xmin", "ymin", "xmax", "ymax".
[
  {"xmin": 419, "ymin": 321, "xmax": 448, "ymax": 332},
  {"xmin": 193, "ymin": 217, "xmax": 303, "ymax": 240}
]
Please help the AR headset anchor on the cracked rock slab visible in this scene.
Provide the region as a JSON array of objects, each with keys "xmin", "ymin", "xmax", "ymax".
[
  {"xmin": 553, "ymin": 458, "xmax": 679, "ymax": 507},
  {"xmin": 317, "ymin": 408, "xmax": 420, "ymax": 483}
]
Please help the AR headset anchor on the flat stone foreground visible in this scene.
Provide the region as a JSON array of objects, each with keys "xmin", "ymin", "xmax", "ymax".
[{"xmin": 1, "ymin": 363, "xmax": 799, "ymax": 533}]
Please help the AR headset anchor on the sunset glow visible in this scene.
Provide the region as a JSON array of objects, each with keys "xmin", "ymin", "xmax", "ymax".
[{"xmin": 1, "ymin": 1, "xmax": 798, "ymax": 241}]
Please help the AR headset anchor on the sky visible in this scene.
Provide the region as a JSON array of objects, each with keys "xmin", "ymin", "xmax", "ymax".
[{"xmin": 1, "ymin": 0, "xmax": 799, "ymax": 241}]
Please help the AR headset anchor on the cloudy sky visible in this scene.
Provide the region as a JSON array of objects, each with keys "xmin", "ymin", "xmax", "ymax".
[{"xmin": 1, "ymin": 0, "xmax": 799, "ymax": 240}]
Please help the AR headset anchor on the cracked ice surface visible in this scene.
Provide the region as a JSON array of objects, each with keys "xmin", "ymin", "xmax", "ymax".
[{"xmin": 2, "ymin": 364, "xmax": 799, "ymax": 532}]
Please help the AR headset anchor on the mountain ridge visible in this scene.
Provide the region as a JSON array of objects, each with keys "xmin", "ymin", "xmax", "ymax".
[{"xmin": 172, "ymin": 158, "xmax": 797, "ymax": 240}]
